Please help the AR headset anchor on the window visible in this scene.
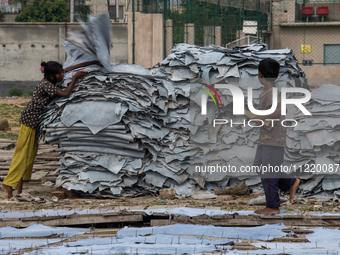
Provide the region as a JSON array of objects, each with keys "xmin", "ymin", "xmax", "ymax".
[
  {"xmin": 109, "ymin": 5, "xmax": 124, "ymax": 20},
  {"xmin": 302, "ymin": 60, "xmax": 313, "ymax": 66},
  {"xmin": 324, "ymin": 45, "xmax": 340, "ymax": 66}
]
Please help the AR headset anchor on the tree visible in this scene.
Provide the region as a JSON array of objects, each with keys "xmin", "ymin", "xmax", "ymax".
[
  {"xmin": 15, "ymin": 0, "xmax": 68, "ymax": 22},
  {"xmin": 11, "ymin": 0, "xmax": 30, "ymax": 9}
]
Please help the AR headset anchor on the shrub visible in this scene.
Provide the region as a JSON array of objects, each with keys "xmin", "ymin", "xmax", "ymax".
[
  {"xmin": 7, "ymin": 87, "xmax": 23, "ymax": 97},
  {"xmin": 27, "ymin": 89, "xmax": 34, "ymax": 96}
]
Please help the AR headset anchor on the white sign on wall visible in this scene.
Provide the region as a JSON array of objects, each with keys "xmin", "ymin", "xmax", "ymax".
[{"xmin": 243, "ymin": 21, "xmax": 258, "ymax": 35}]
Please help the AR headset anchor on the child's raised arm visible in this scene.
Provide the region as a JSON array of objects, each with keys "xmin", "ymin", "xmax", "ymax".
[
  {"xmin": 64, "ymin": 61, "xmax": 103, "ymax": 72},
  {"xmin": 56, "ymin": 71, "xmax": 88, "ymax": 98}
]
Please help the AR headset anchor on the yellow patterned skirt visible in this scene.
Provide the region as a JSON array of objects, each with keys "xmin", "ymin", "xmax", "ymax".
[{"xmin": 3, "ymin": 124, "xmax": 38, "ymax": 188}]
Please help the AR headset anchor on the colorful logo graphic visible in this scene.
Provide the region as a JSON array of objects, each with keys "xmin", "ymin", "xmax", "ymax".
[
  {"xmin": 199, "ymin": 83, "xmax": 312, "ymax": 116},
  {"xmin": 197, "ymin": 83, "xmax": 223, "ymax": 107}
]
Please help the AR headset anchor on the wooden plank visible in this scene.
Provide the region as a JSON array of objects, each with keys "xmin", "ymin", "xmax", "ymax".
[
  {"xmin": 0, "ymin": 149, "xmax": 55, "ymax": 155},
  {"xmin": 318, "ymin": 216, "xmax": 340, "ymax": 220},
  {"xmin": 172, "ymin": 216, "xmax": 261, "ymax": 226},
  {"xmin": 273, "ymin": 236, "xmax": 309, "ymax": 242},
  {"xmin": 0, "ymin": 142, "xmax": 15, "ymax": 148},
  {"xmin": 35, "ymin": 156, "xmax": 62, "ymax": 161},
  {"xmin": 42, "ymin": 177, "xmax": 57, "ymax": 182},
  {"xmin": 212, "ymin": 215, "xmax": 234, "ymax": 220},
  {"xmin": 102, "ymin": 211, "xmax": 145, "ymax": 217},
  {"xmin": 282, "ymin": 215, "xmax": 304, "ymax": 219},
  {"xmin": 0, "ymin": 213, "xmax": 144, "ymax": 227},
  {"xmin": 32, "ymin": 165, "xmax": 59, "ymax": 170},
  {"xmin": 282, "ymin": 229, "xmax": 314, "ymax": 234},
  {"xmin": 0, "ymin": 139, "xmax": 17, "ymax": 143},
  {"xmin": 34, "ymin": 162, "xmax": 61, "ymax": 166},
  {"xmin": 168, "ymin": 215, "xmax": 340, "ymax": 227},
  {"xmin": 45, "ymin": 214, "xmax": 143, "ymax": 226},
  {"xmin": 258, "ymin": 215, "xmax": 283, "ymax": 219},
  {"xmin": 0, "ymin": 156, "xmax": 13, "ymax": 161},
  {"xmin": 46, "ymin": 172, "xmax": 59, "ymax": 177},
  {"xmin": 150, "ymin": 219, "xmax": 172, "ymax": 226},
  {"xmin": 21, "ymin": 216, "xmax": 65, "ymax": 221},
  {"xmin": 0, "ymin": 165, "xmax": 58, "ymax": 171}
]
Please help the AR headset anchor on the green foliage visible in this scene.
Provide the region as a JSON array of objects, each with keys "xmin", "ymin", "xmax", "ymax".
[
  {"xmin": 0, "ymin": 133, "xmax": 19, "ymax": 139},
  {"xmin": 164, "ymin": 0, "xmax": 268, "ymax": 46},
  {"xmin": 11, "ymin": 0, "xmax": 30, "ymax": 8},
  {"xmin": 27, "ymin": 89, "xmax": 34, "ymax": 96},
  {"xmin": 74, "ymin": 3, "xmax": 92, "ymax": 22},
  {"xmin": 7, "ymin": 87, "xmax": 23, "ymax": 97},
  {"xmin": 15, "ymin": 0, "xmax": 68, "ymax": 22}
]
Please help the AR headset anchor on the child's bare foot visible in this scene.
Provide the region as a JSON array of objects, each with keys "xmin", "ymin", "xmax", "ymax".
[
  {"xmin": 290, "ymin": 178, "xmax": 300, "ymax": 203},
  {"xmin": 1, "ymin": 183, "xmax": 13, "ymax": 199},
  {"xmin": 254, "ymin": 207, "xmax": 280, "ymax": 214},
  {"xmin": 17, "ymin": 178, "xmax": 23, "ymax": 195}
]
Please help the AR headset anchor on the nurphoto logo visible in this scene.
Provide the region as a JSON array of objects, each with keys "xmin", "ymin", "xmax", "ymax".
[{"xmin": 199, "ymin": 83, "xmax": 312, "ymax": 128}]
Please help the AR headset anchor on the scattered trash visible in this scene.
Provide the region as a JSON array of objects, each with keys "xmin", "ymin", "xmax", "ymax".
[
  {"xmin": 42, "ymin": 181, "xmax": 54, "ymax": 187},
  {"xmin": 286, "ymin": 231, "xmax": 297, "ymax": 237},
  {"xmin": 192, "ymin": 190, "xmax": 217, "ymax": 200},
  {"xmin": 51, "ymin": 196, "xmax": 59, "ymax": 203},
  {"xmin": 248, "ymin": 196, "xmax": 288, "ymax": 206}
]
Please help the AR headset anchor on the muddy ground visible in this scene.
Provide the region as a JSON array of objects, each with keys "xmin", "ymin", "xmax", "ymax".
[{"xmin": 0, "ymin": 176, "xmax": 338, "ymax": 215}]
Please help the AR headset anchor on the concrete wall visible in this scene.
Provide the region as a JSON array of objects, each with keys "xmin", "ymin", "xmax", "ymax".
[
  {"xmin": 301, "ymin": 65, "xmax": 340, "ymax": 88},
  {"xmin": 0, "ymin": 22, "xmax": 128, "ymax": 95},
  {"xmin": 0, "ymin": 13, "xmax": 18, "ymax": 22},
  {"xmin": 127, "ymin": 12, "xmax": 163, "ymax": 68},
  {"xmin": 280, "ymin": 25, "xmax": 340, "ymax": 64}
]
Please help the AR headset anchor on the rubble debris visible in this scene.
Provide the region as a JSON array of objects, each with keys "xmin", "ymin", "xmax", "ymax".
[
  {"xmin": 192, "ymin": 190, "xmax": 217, "ymax": 199},
  {"xmin": 0, "ymin": 118, "xmax": 9, "ymax": 131},
  {"xmin": 50, "ymin": 191, "xmax": 65, "ymax": 200},
  {"xmin": 248, "ymin": 195, "xmax": 288, "ymax": 206},
  {"xmin": 216, "ymin": 195, "xmax": 233, "ymax": 201},
  {"xmin": 159, "ymin": 188, "xmax": 176, "ymax": 200},
  {"xmin": 51, "ymin": 196, "xmax": 59, "ymax": 202},
  {"xmin": 9, "ymin": 192, "xmax": 45, "ymax": 203},
  {"xmin": 42, "ymin": 181, "xmax": 55, "ymax": 187},
  {"xmin": 214, "ymin": 181, "xmax": 249, "ymax": 196}
]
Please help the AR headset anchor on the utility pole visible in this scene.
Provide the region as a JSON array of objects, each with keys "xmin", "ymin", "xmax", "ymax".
[
  {"xmin": 70, "ymin": 0, "xmax": 74, "ymax": 22},
  {"xmin": 115, "ymin": 0, "xmax": 119, "ymax": 21},
  {"xmin": 107, "ymin": 0, "xmax": 110, "ymax": 19}
]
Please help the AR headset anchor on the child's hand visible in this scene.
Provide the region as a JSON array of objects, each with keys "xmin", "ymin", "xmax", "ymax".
[{"xmin": 74, "ymin": 71, "xmax": 89, "ymax": 79}]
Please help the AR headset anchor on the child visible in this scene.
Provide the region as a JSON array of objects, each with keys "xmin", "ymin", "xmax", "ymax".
[
  {"xmin": 1, "ymin": 60, "xmax": 101, "ymax": 199},
  {"xmin": 251, "ymin": 58, "xmax": 300, "ymax": 214}
]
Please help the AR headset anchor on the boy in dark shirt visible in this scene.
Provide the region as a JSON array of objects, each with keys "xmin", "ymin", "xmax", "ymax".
[{"xmin": 252, "ymin": 58, "xmax": 300, "ymax": 214}]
